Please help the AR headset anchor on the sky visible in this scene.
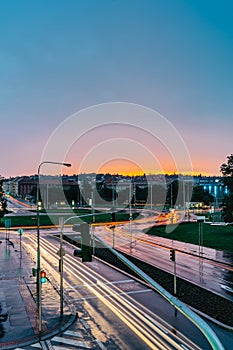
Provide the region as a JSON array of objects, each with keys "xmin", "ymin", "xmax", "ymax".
[{"xmin": 1, "ymin": 0, "xmax": 233, "ymax": 178}]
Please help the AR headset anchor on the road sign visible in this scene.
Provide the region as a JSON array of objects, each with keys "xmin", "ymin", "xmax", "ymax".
[
  {"xmin": 18, "ymin": 228, "xmax": 23, "ymax": 235},
  {"xmin": 197, "ymin": 216, "xmax": 205, "ymax": 222},
  {"xmin": 4, "ymin": 219, "xmax": 11, "ymax": 228}
]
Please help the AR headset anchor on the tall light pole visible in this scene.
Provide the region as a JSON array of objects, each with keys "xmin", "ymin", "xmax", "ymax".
[{"xmin": 37, "ymin": 161, "xmax": 71, "ymax": 335}]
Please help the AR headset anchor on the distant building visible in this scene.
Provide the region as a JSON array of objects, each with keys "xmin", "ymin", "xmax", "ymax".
[
  {"xmin": 2, "ymin": 173, "xmax": 229, "ymax": 210},
  {"xmin": 18, "ymin": 177, "xmax": 37, "ymax": 199},
  {"xmin": 3, "ymin": 177, "xmax": 19, "ymax": 196},
  {"xmin": 195, "ymin": 176, "xmax": 228, "ymax": 202}
]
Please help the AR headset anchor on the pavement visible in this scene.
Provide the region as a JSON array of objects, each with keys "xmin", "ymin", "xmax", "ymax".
[{"xmin": 0, "ymin": 229, "xmax": 76, "ymax": 349}]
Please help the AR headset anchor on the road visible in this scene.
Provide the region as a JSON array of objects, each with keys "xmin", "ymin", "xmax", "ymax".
[
  {"xmin": 20, "ymin": 230, "xmax": 219, "ymax": 350},
  {"xmin": 2, "ymin": 201, "xmax": 233, "ymax": 348},
  {"xmin": 5, "ymin": 195, "xmax": 36, "ymax": 214},
  {"xmin": 93, "ymin": 221, "xmax": 233, "ymax": 302}
]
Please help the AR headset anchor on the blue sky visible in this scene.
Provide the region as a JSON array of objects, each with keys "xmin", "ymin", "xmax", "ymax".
[{"xmin": 1, "ymin": 0, "xmax": 233, "ymax": 177}]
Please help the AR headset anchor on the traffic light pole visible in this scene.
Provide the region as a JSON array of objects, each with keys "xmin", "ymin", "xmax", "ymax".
[{"xmin": 173, "ymin": 251, "xmax": 177, "ymax": 296}]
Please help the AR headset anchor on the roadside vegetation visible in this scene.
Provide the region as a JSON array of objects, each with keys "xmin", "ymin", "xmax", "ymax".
[
  {"xmin": 146, "ymin": 221, "xmax": 233, "ymax": 253},
  {"xmin": 0, "ymin": 208, "xmax": 132, "ymax": 228}
]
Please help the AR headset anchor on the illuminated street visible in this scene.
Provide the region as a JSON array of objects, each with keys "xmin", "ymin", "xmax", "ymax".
[
  {"xmin": 0, "ymin": 228, "xmax": 230, "ymax": 349},
  {"xmin": 94, "ymin": 220, "xmax": 233, "ymax": 302}
]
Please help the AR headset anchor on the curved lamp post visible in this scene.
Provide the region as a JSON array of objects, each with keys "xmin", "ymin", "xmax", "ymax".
[{"xmin": 37, "ymin": 161, "xmax": 71, "ymax": 335}]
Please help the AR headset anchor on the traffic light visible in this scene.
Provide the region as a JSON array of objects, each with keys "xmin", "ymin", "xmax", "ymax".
[
  {"xmin": 72, "ymin": 223, "xmax": 92, "ymax": 262},
  {"xmin": 40, "ymin": 270, "xmax": 47, "ymax": 283},
  {"xmin": 169, "ymin": 249, "xmax": 175, "ymax": 262}
]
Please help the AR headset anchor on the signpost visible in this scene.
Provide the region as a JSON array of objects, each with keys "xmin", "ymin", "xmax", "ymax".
[
  {"xmin": 4, "ymin": 218, "xmax": 11, "ymax": 240},
  {"xmin": 4, "ymin": 219, "xmax": 11, "ymax": 228},
  {"xmin": 18, "ymin": 228, "xmax": 23, "ymax": 260}
]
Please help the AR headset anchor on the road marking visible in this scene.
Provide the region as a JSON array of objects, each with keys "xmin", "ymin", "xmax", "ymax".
[
  {"xmin": 95, "ymin": 339, "xmax": 107, "ymax": 350},
  {"xmin": 63, "ymin": 330, "xmax": 82, "ymax": 337},
  {"xmin": 66, "ymin": 279, "xmax": 135, "ymax": 291},
  {"xmin": 52, "ymin": 336, "xmax": 90, "ymax": 348},
  {"xmin": 72, "ymin": 288, "xmax": 153, "ymax": 301},
  {"xmin": 181, "ymin": 344, "xmax": 191, "ymax": 350},
  {"xmin": 52, "ymin": 347, "xmax": 75, "ymax": 350},
  {"xmin": 97, "ymin": 279, "xmax": 134, "ymax": 285},
  {"xmin": 117, "ymin": 288, "xmax": 153, "ymax": 295},
  {"xmin": 40, "ymin": 340, "xmax": 54, "ymax": 350},
  {"xmin": 31, "ymin": 344, "xmax": 42, "ymax": 348},
  {"xmin": 80, "ymin": 318, "xmax": 90, "ymax": 329}
]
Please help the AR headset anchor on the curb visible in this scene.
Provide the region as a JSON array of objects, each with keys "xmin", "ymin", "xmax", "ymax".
[{"xmin": 189, "ymin": 306, "xmax": 233, "ymax": 332}]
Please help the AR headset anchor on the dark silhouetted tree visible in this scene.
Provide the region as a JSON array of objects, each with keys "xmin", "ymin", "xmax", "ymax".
[{"xmin": 220, "ymin": 155, "xmax": 233, "ymax": 222}]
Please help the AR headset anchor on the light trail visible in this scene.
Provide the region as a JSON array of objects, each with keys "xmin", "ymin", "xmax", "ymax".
[{"xmin": 25, "ymin": 234, "xmax": 204, "ymax": 350}]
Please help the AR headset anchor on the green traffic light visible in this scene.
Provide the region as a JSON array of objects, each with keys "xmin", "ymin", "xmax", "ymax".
[{"xmin": 40, "ymin": 271, "xmax": 47, "ymax": 283}]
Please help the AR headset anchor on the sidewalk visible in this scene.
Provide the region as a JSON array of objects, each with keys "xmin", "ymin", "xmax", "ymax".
[{"xmin": 0, "ymin": 230, "xmax": 76, "ymax": 349}]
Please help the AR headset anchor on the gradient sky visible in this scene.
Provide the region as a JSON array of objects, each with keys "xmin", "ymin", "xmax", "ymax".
[{"xmin": 1, "ymin": 0, "xmax": 233, "ymax": 178}]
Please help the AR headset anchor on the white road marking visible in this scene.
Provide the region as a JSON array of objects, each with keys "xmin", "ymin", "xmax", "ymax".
[
  {"xmin": 52, "ymin": 336, "xmax": 90, "ymax": 348},
  {"xmin": 95, "ymin": 339, "xmax": 107, "ymax": 350},
  {"xmin": 72, "ymin": 288, "xmax": 153, "ymax": 301},
  {"xmin": 31, "ymin": 344, "xmax": 42, "ymax": 348},
  {"xmin": 52, "ymin": 347, "xmax": 74, "ymax": 350},
  {"xmin": 63, "ymin": 330, "xmax": 82, "ymax": 338},
  {"xmin": 66, "ymin": 279, "xmax": 135, "ymax": 291}
]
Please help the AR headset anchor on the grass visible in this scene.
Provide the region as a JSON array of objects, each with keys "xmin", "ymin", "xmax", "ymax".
[
  {"xmin": 3, "ymin": 207, "xmax": 232, "ymax": 253},
  {"xmin": 146, "ymin": 222, "xmax": 233, "ymax": 253},
  {"xmin": 0, "ymin": 208, "xmax": 131, "ymax": 228}
]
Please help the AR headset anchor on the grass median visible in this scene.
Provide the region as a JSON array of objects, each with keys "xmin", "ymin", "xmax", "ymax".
[
  {"xmin": 0, "ymin": 209, "xmax": 132, "ymax": 228},
  {"xmin": 146, "ymin": 221, "xmax": 233, "ymax": 253}
]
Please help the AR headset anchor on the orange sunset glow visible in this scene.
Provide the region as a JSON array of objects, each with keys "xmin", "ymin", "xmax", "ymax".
[{"xmin": 97, "ymin": 159, "xmax": 145, "ymax": 176}]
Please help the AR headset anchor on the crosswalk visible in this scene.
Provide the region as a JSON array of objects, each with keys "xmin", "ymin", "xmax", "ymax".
[{"xmin": 14, "ymin": 329, "xmax": 105, "ymax": 350}]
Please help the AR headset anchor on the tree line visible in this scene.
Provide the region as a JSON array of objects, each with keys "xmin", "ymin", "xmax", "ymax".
[{"xmin": 2, "ymin": 154, "xmax": 233, "ymax": 222}]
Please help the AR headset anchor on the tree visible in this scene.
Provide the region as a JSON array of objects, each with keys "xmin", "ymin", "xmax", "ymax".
[
  {"xmin": 97, "ymin": 186, "xmax": 117, "ymax": 203},
  {"xmin": 220, "ymin": 154, "xmax": 233, "ymax": 177},
  {"xmin": 135, "ymin": 185, "xmax": 148, "ymax": 206},
  {"xmin": 220, "ymin": 155, "xmax": 233, "ymax": 222},
  {"xmin": 191, "ymin": 186, "xmax": 214, "ymax": 205},
  {"xmin": 0, "ymin": 177, "xmax": 7, "ymax": 217},
  {"xmin": 151, "ymin": 184, "xmax": 167, "ymax": 206},
  {"xmin": 166, "ymin": 180, "xmax": 179, "ymax": 207}
]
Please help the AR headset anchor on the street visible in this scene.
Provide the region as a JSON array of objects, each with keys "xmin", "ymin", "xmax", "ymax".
[
  {"xmin": 94, "ymin": 221, "xmax": 233, "ymax": 302},
  {"xmin": 15, "ymin": 229, "xmax": 229, "ymax": 349}
]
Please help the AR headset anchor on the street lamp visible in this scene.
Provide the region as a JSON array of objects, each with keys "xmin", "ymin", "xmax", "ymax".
[{"xmin": 37, "ymin": 161, "xmax": 71, "ymax": 335}]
